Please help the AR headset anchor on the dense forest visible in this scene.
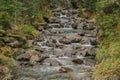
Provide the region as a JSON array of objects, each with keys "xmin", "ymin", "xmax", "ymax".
[{"xmin": 0, "ymin": 0, "xmax": 120, "ymax": 80}]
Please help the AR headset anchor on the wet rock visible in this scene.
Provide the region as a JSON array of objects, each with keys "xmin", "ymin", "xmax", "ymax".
[
  {"xmin": 16, "ymin": 50, "xmax": 40, "ymax": 61},
  {"xmin": 34, "ymin": 46, "xmax": 45, "ymax": 53},
  {"xmin": 72, "ymin": 22, "xmax": 77, "ymax": 29},
  {"xmin": 64, "ymin": 50, "xmax": 76, "ymax": 57},
  {"xmin": 90, "ymin": 38, "xmax": 98, "ymax": 45},
  {"xmin": 49, "ymin": 29, "xmax": 59, "ymax": 34},
  {"xmin": 59, "ymin": 37, "xmax": 71, "ymax": 44},
  {"xmin": 63, "ymin": 47, "xmax": 77, "ymax": 57},
  {"xmin": 72, "ymin": 20, "xmax": 86, "ymax": 29},
  {"xmin": 42, "ymin": 30, "xmax": 51, "ymax": 34},
  {"xmin": 39, "ymin": 54, "xmax": 49, "ymax": 62},
  {"xmin": 52, "ymin": 39, "xmax": 57, "ymax": 43},
  {"xmin": 53, "ymin": 12, "xmax": 61, "ymax": 17},
  {"xmin": 72, "ymin": 59, "xmax": 83, "ymax": 64},
  {"xmin": 84, "ymin": 47, "xmax": 97, "ymax": 56},
  {"xmin": 30, "ymin": 54, "xmax": 39, "ymax": 65},
  {"xmin": 71, "ymin": 37, "xmax": 81, "ymax": 43},
  {"xmin": 78, "ymin": 31, "xmax": 85, "ymax": 36},
  {"xmin": 59, "ymin": 67, "xmax": 73, "ymax": 73},
  {"xmin": 49, "ymin": 17, "xmax": 60, "ymax": 23},
  {"xmin": 56, "ymin": 44, "xmax": 64, "ymax": 49},
  {"xmin": 78, "ymin": 22, "xmax": 87, "ymax": 29},
  {"xmin": 83, "ymin": 25, "xmax": 95, "ymax": 30},
  {"xmin": 80, "ymin": 38, "xmax": 90, "ymax": 44},
  {"xmin": 48, "ymin": 23, "xmax": 61, "ymax": 28},
  {"xmin": 84, "ymin": 58, "xmax": 96, "ymax": 66},
  {"xmin": 46, "ymin": 40, "xmax": 56, "ymax": 47},
  {"xmin": 43, "ymin": 59, "xmax": 61, "ymax": 66}
]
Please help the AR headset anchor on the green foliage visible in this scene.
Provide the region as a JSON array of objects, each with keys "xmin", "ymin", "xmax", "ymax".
[
  {"xmin": 96, "ymin": 0, "xmax": 120, "ymax": 14},
  {"xmin": 0, "ymin": 12, "xmax": 11, "ymax": 28},
  {"xmin": 93, "ymin": 0, "xmax": 120, "ymax": 80},
  {"xmin": 73, "ymin": 0, "xmax": 97, "ymax": 11},
  {"xmin": 0, "ymin": 26, "xmax": 3, "ymax": 30},
  {"xmin": 21, "ymin": 25, "xmax": 35, "ymax": 35},
  {"xmin": 82, "ymin": 0, "xmax": 97, "ymax": 12},
  {"xmin": 0, "ymin": 0, "xmax": 52, "ymax": 25}
]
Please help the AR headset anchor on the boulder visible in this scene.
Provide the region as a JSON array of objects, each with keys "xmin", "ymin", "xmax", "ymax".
[
  {"xmin": 84, "ymin": 47, "xmax": 97, "ymax": 56},
  {"xmin": 83, "ymin": 25, "xmax": 95, "ymax": 30},
  {"xmin": 59, "ymin": 67, "xmax": 73, "ymax": 73},
  {"xmin": 71, "ymin": 37, "xmax": 81, "ymax": 43},
  {"xmin": 72, "ymin": 59, "xmax": 83, "ymax": 64},
  {"xmin": 16, "ymin": 50, "xmax": 40, "ymax": 61},
  {"xmin": 84, "ymin": 58, "xmax": 96, "ymax": 66},
  {"xmin": 59, "ymin": 37, "xmax": 71, "ymax": 44},
  {"xmin": 48, "ymin": 23, "xmax": 61, "ymax": 28},
  {"xmin": 30, "ymin": 54, "xmax": 39, "ymax": 65},
  {"xmin": 78, "ymin": 31, "xmax": 85, "ymax": 36},
  {"xmin": 90, "ymin": 38, "xmax": 98, "ymax": 45},
  {"xmin": 49, "ymin": 17, "xmax": 60, "ymax": 23},
  {"xmin": 80, "ymin": 38, "xmax": 90, "ymax": 44},
  {"xmin": 43, "ymin": 58, "xmax": 61, "ymax": 66},
  {"xmin": 46, "ymin": 40, "xmax": 56, "ymax": 47}
]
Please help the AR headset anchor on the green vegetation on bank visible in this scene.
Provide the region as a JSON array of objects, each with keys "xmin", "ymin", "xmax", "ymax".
[{"xmin": 93, "ymin": 0, "xmax": 120, "ymax": 80}]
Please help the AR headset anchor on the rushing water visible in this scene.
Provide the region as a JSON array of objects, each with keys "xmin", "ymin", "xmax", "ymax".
[{"xmin": 14, "ymin": 8, "xmax": 97, "ymax": 80}]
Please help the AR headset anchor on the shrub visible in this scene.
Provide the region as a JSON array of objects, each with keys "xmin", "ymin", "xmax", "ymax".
[
  {"xmin": 96, "ymin": 0, "xmax": 120, "ymax": 14},
  {"xmin": 82, "ymin": 0, "xmax": 97, "ymax": 12},
  {"xmin": 20, "ymin": 25, "xmax": 36, "ymax": 35},
  {"xmin": 0, "ymin": 46, "xmax": 14, "ymax": 68},
  {"xmin": 0, "ymin": 12, "xmax": 11, "ymax": 29},
  {"xmin": 0, "ymin": 26, "xmax": 3, "ymax": 30},
  {"xmin": 0, "ymin": 54, "xmax": 13, "ymax": 68}
]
